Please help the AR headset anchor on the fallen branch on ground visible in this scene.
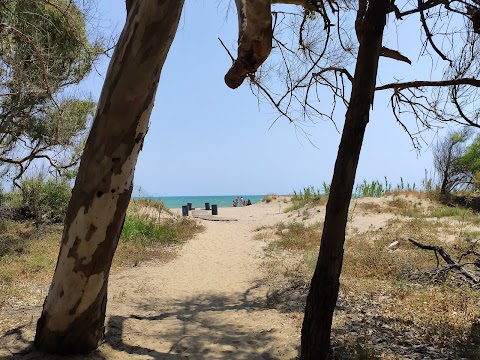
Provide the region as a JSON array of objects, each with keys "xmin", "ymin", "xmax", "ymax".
[{"xmin": 408, "ymin": 238, "xmax": 480, "ymax": 286}]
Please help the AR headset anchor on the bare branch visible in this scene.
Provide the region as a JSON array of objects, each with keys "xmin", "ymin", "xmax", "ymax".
[
  {"xmin": 312, "ymin": 67, "xmax": 354, "ymax": 82},
  {"xmin": 218, "ymin": 37, "xmax": 235, "ymax": 62},
  {"xmin": 272, "ymin": 0, "xmax": 320, "ymax": 12},
  {"xmin": 376, "ymin": 78, "xmax": 480, "ymax": 91},
  {"xmin": 380, "ymin": 46, "xmax": 412, "ymax": 64},
  {"xmin": 390, "ymin": 0, "xmax": 448, "ymax": 18},
  {"xmin": 418, "ymin": 0, "xmax": 451, "ymax": 63},
  {"xmin": 409, "ymin": 238, "xmax": 480, "ymax": 284}
]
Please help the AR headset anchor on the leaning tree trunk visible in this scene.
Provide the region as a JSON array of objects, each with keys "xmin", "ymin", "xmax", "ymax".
[
  {"xmin": 34, "ymin": 0, "xmax": 184, "ymax": 354},
  {"xmin": 300, "ymin": 0, "xmax": 390, "ymax": 358}
]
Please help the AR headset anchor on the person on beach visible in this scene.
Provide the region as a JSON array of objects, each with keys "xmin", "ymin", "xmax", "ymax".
[
  {"xmin": 239, "ymin": 196, "xmax": 243, "ymax": 207},
  {"xmin": 232, "ymin": 198, "xmax": 237, "ymax": 207},
  {"xmin": 246, "ymin": 199, "xmax": 252, "ymax": 206}
]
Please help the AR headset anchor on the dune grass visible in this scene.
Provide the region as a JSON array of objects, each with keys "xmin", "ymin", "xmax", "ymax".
[{"xmin": 260, "ymin": 191, "xmax": 480, "ymax": 358}]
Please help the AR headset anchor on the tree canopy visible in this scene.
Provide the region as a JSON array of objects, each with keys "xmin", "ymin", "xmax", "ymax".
[{"xmin": 0, "ymin": 0, "xmax": 104, "ymax": 186}]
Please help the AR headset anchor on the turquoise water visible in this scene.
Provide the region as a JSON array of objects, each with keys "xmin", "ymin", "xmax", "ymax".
[{"xmin": 140, "ymin": 195, "xmax": 265, "ymax": 209}]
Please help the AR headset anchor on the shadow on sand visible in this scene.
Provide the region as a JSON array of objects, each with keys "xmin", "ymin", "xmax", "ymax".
[{"xmin": 0, "ymin": 283, "xmax": 299, "ymax": 360}]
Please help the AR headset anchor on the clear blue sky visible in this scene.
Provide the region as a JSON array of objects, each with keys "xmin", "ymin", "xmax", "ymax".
[{"xmin": 83, "ymin": 1, "xmax": 445, "ymax": 196}]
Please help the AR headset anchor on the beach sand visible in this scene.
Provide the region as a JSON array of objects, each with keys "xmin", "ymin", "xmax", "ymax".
[{"xmin": 0, "ymin": 196, "xmax": 402, "ymax": 359}]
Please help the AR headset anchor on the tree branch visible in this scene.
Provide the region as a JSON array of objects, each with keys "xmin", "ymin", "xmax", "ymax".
[
  {"xmin": 418, "ymin": 0, "xmax": 451, "ymax": 63},
  {"xmin": 380, "ymin": 46, "xmax": 412, "ymax": 64},
  {"xmin": 224, "ymin": 0, "xmax": 273, "ymax": 89},
  {"xmin": 272, "ymin": 0, "xmax": 320, "ymax": 12},
  {"xmin": 409, "ymin": 238, "xmax": 480, "ymax": 284},
  {"xmin": 389, "ymin": 0, "xmax": 448, "ymax": 18},
  {"xmin": 376, "ymin": 78, "xmax": 480, "ymax": 91}
]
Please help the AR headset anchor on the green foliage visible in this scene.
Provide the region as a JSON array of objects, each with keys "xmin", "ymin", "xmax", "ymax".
[
  {"xmin": 121, "ymin": 199, "xmax": 202, "ymax": 247},
  {"xmin": 121, "ymin": 215, "xmax": 177, "ymax": 245},
  {"xmin": 355, "ymin": 179, "xmax": 385, "ymax": 197},
  {"xmin": 0, "ymin": 0, "xmax": 104, "ymax": 181},
  {"xmin": 1, "ymin": 0, "xmax": 102, "ymax": 93},
  {"xmin": 459, "ymin": 137, "xmax": 480, "ymax": 172},
  {"xmin": 322, "ymin": 181, "xmax": 331, "ymax": 196},
  {"xmin": 458, "ymin": 136, "xmax": 480, "ymax": 190},
  {"xmin": 433, "ymin": 129, "xmax": 473, "ymax": 194},
  {"xmin": 18, "ymin": 176, "xmax": 71, "ymax": 223},
  {"xmin": 288, "ymin": 186, "xmax": 324, "ymax": 211},
  {"xmin": 430, "ymin": 206, "xmax": 470, "ymax": 218},
  {"xmin": 353, "ymin": 177, "xmax": 428, "ymax": 197}
]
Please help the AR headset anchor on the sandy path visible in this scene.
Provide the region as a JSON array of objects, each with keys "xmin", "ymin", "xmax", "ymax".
[
  {"xmin": 100, "ymin": 205, "xmax": 299, "ymax": 359},
  {"xmin": 0, "ymin": 202, "xmax": 300, "ymax": 359}
]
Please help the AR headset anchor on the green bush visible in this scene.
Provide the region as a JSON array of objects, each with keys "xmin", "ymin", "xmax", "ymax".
[
  {"xmin": 19, "ymin": 177, "xmax": 71, "ymax": 223},
  {"xmin": 121, "ymin": 215, "xmax": 177, "ymax": 245},
  {"xmin": 287, "ymin": 186, "xmax": 324, "ymax": 211},
  {"xmin": 120, "ymin": 201, "xmax": 203, "ymax": 247}
]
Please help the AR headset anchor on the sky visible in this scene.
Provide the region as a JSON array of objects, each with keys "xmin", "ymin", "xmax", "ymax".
[{"xmin": 82, "ymin": 1, "xmax": 449, "ymax": 197}]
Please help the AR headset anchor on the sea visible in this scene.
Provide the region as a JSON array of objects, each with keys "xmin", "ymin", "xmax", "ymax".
[{"xmin": 138, "ymin": 195, "xmax": 265, "ymax": 209}]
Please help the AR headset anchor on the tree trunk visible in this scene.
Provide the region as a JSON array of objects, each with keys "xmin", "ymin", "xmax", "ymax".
[
  {"xmin": 34, "ymin": 0, "xmax": 184, "ymax": 354},
  {"xmin": 300, "ymin": 0, "xmax": 389, "ymax": 358}
]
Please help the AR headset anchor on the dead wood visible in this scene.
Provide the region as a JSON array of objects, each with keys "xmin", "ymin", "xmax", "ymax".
[{"xmin": 408, "ymin": 238, "xmax": 480, "ymax": 285}]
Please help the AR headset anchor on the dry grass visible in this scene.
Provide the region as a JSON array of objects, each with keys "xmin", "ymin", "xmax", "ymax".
[
  {"xmin": 0, "ymin": 223, "xmax": 60, "ymax": 308},
  {"xmin": 270, "ymin": 221, "xmax": 323, "ymax": 252},
  {"xmin": 260, "ymin": 193, "xmax": 480, "ymax": 358},
  {"xmin": 356, "ymin": 201, "xmax": 382, "ymax": 213},
  {"xmin": 262, "ymin": 194, "xmax": 279, "ymax": 203},
  {"xmin": 0, "ymin": 200, "xmax": 204, "ymax": 310}
]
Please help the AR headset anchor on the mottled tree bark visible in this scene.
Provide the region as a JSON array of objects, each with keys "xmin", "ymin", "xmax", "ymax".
[
  {"xmin": 225, "ymin": 0, "xmax": 273, "ymax": 89},
  {"xmin": 34, "ymin": 0, "xmax": 184, "ymax": 354},
  {"xmin": 300, "ymin": 0, "xmax": 390, "ymax": 358}
]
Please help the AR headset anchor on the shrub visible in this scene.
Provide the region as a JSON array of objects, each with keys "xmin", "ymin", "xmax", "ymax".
[
  {"xmin": 121, "ymin": 215, "xmax": 177, "ymax": 245},
  {"xmin": 262, "ymin": 194, "xmax": 278, "ymax": 203},
  {"xmin": 18, "ymin": 177, "xmax": 71, "ymax": 223},
  {"xmin": 121, "ymin": 199, "xmax": 203, "ymax": 247},
  {"xmin": 286, "ymin": 186, "xmax": 325, "ymax": 211}
]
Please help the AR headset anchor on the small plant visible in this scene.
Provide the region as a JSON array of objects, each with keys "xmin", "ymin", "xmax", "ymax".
[
  {"xmin": 354, "ymin": 179, "xmax": 385, "ymax": 198},
  {"xmin": 119, "ymin": 198, "xmax": 204, "ymax": 265},
  {"xmin": 263, "ymin": 194, "xmax": 278, "ymax": 203},
  {"xmin": 422, "ymin": 169, "xmax": 435, "ymax": 193},
  {"xmin": 347, "ymin": 199, "xmax": 358, "ymax": 222},
  {"xmin": 322, "ymin": 181, "xmax": 331, "ymax": 196},
  {"xmin": 286, "ymin": 186, "xmax": 325, "ymax": 211},
  {"xmin": 302, "ymin": 209, "xmax": 310, "ymax": 220}
]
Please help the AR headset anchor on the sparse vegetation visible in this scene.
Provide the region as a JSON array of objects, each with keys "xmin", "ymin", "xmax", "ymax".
[
  {"xmin": 285, "ymin": 178, "xmax": 436, "ymax": 214},
  {"xmin": 270, "ymin": 221, "xmax": 323, "ymax": 252},
  {"xmin": 285, "ymin": 186, "xmax": 326, "ymax": 212},
  {"xmin": 113, "ymin": 199, "xmax": 204, "ymax": 266},
  {"xmin": 261, "ymin": 190, "xmax": 480, "ymax": 358},
  {"xmin": 262, "ymin": 194, "xmax": 279, "ymax": 203},
  {"xmin": 0, "ymin": 175, "xmax": 72, "ymax": 224},
  {"xmin": 0, "ymin": 198, "xmax": 204, "ymax": 308}
]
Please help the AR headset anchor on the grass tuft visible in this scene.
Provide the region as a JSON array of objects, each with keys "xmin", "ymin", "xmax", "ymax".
[{"xmin": 285, "ymin": 186, "xmax": 326, "ymax": 212}]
